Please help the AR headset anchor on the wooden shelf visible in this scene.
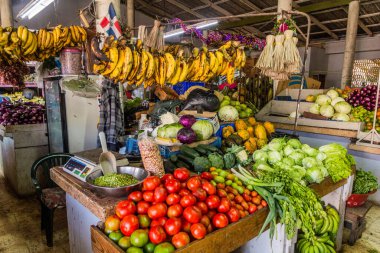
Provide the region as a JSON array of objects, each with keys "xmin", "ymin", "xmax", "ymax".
[
  {"xmin": 348, "ymin": 143, "xmax": 380, "ymax": 155},
  {"xmin": 274, "ymin": 123, "xmax": 358, "ymax": 138}
]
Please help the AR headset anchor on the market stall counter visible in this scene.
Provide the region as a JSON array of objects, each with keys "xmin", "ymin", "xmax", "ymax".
[{"xmin": 51, "ymin": 154, "xmax": 354, "ymax": 253}]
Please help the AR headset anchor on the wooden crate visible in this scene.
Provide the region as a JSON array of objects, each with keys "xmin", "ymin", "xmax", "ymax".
[
  {"xmin": 276, "ymin": 88, "xmax": 326, "ymax": 100},
  {"xmin": 0, "ymin": 124, "xmax": 48, "ymax": 196},
  {"xmin": 256, "ymin": 100, "xmax": 363, "ymax": 131}
]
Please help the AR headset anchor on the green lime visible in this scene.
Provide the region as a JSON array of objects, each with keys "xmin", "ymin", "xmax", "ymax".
[
  {"xmin": 118, "ymin": 236, "xmax": 132, "ymax": 250},
  {"xmin": 104, "ymin": 227, "xmax": 114, "ymax": 235},
  {"xmin": 127, "ymin": 246, "xmax": 144, "ymax": 253},
  {"xmin": 154, "ymin": 242, "xmax": 175, "ymax": 253},
  {"xmin": 109, "ymin": 230, "xmax": 123, "ymax": 243},
  {"xmin": 130, "ymin": 229, "xmax": 149, "ymax": 247},
  {"xmin": 144, "ymin": 242, "xmax": 156, "ymax": 253}
]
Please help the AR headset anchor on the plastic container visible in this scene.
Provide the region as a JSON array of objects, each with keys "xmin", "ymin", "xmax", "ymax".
[
  {"xmin": 346, "ymin": 190, "xmax": 377, "ymax": 208},
  {"xmin": 60, "ymin": 47, "xmax": 82, "ymax": 75},
  {"xmin": 172, "ymin": 82, "xmax": 205, "ymax": 95}
]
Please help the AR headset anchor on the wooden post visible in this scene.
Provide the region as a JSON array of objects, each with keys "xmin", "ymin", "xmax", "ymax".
[
  {"xmin": 1, "ymin": 0, "xmax": 13, "ymax": 27},
  {"xmin": 127, "ymin": 0, "xmax": 134, "ymax": 36},
  {"xmin": 341, "ymin": 0, "xmax": 360, "ymax": 88}
]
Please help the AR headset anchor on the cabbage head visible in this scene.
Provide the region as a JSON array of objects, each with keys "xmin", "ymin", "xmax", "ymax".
[
  {"xmin": 287, "ymin": 139, "xmax": 302, "ymax": 149},
  {"xmin": 331, "ymin": 97, "xmax": 345, "ymax": 106},
  {"xmin": 319, "ymin": 166, "xmax": 329, "ymax": 178},
  {"xmin": 316, "ymin": 152, "xmax": 327, "ymax": 162},
  {"xmin": 157, "ymin": 123, "xmax": 183, "ymax": 138},
  {"xmin": 326, "ymin": 89, "xmax": 339, "ymax": 100},
  {"xmin": 284, "ymin": 145, "xmax": 295, "ymax": 156},
  {"xmin": 302, "ymin": 157, "xmax": 318, "ymax": 169},
  {"xmin": 305, "ymin": 167, "xmax": 324, "ymax": 184},
  {"xmin": 268, "ymin": 150, "xmax": 283, "ymax": 165},
  {"xmin": 252, "ymin": 150, "xmax": 268, "ymax": 163},
  {"xmin": 301, "ymin": 144, "xmax": 318, "ymax": 157},
  {"xmin": 268, "ymin": 141, "xmax": 284, "ymax": 151},
  {"xmin": 218, "ymin": 105, "xmax": 239, "ymax": 121},
  {"xmin": 309, "ymin": 104, "xmax": 320, "ymax": 114},
  {"xmin": 282, "ymin": 157, "xmax": 295, "ymax": 166},
  {"xmin": 286, "ymin": 165, "xmax": 306, "ymax": 182},
  {"xmin": 315, "ymin": 95, "xmax": 332, "ymax": 106},
  {"xmin": 191, "ymin": 120, "xmax": 214, "ymax": 141},
  {"xmin": 320, "ymin": 105, "xmax": 334, "ymax": 118},
  {"xmin": 332, "ymin": 113, "xmax": 350, "ymax": 122},
  {"xmin": 289, "ymin": 151, "xmax": 305, "ymax": 166},
  {"xmin": 334, "ymin": 101, "xmax": 352, "ymax": 114}
]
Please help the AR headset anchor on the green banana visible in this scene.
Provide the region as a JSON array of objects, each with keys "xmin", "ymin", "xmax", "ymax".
[
  {"xmin": 325, "ymin": 244, "xmax": 336, "ymax": 253},
  {"xmin": 319, "ymin": 216, "xmax": 330, "ymax": 234}
]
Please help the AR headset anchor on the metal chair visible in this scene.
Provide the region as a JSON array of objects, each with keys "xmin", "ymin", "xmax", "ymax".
[{"xmin": 31, "ymin": 153, "xmax": 73, "ymax": 247}]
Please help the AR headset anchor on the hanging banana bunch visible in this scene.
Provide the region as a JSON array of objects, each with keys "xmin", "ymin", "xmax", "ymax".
[
  {"xmin": 92, "ymin": 36, "xmax": 246, "ymax": 87},
  {"xmin": 0, "ymin": 25, "xmax": 87, "ymax": 64}
]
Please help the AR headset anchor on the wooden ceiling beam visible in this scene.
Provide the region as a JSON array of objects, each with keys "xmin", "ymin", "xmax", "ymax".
[
  {"xmin": 135, "ymin": 0, "xmax": 173, "ymax": 18},
  {"xmin": 165, "ymin": 0, "xmax": 205, "ymax": 19},
  {"xmin": 342, "ymin": 8, "xmax": 373, "ymax": 36},
  {"xmin": 238, "ymin": 0, "xmax": 262, "ymax": 13}
]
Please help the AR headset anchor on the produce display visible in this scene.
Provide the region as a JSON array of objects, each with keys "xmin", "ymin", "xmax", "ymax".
[
  {"xmin": 93, "ymin": 174, "xmax": 139, "ymax": 188},
  {"xmin": 103, "ymin": 167, "xmax": 266, "ymax": 251},
  {"xmin": 93, "ymin": 38, "xmax": 246, "ymax": 86},
  {"xmin": 352, "ymin": 169, "xmax": 379, "ymax": 194},
  {"xmin": 0, "ymin": 25, "xmax": 87, "ymax": 63},
  {"xmin": 1, "ymin": 91, "xmax": 44, "ymax": 104},
  {"xmin": 346, "ymin": 85, "xmax": 379, "ymax": 111},
  {"xmin": 0, "ymin": 101, "xmax": 45, "ymax": 125},
  {"xmin": 308, "ymin": 89, "xmax": 352, "ymax": 121},
  {"xmin": 222, "ymin": 118, "xmax": 274, "ymax": 154},
  {"xmin": 0, "ymin": 61, "xmax": 29, "ymax": 86},
  {"xmin": 218, "ymin": 92, "xmax": 255, "ymax": 120}
]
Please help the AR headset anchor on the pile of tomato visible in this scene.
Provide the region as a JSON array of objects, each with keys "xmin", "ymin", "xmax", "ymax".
[{"xmin": 104, "ymin": 168, "xmax": 266, "ymax": 253}]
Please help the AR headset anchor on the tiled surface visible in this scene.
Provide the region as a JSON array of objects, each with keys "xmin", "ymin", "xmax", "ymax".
[{"xmin": 0, "ymin": 172, "xmax": 69, "ymax": 253}]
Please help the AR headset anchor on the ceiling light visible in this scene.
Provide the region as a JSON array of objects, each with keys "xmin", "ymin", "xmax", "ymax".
[
  {"xmin": 164, "ymin": 20, "xmax": 218, "ymax": 39},
  {"xmin": 17, "ymin": 0, "xmax": 54, "ymax": 20}
]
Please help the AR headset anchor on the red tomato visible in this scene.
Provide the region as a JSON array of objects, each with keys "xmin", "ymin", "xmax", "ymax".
[
  {"xmin": 200, "ymin": 215, "xmax": 211, "ymax": 227},
  {"xmin": 167, "ymin": 204, "xmax": 183, "ymax": 218},
  {"xmin": 151, "ymin": 217, "xmax": 167, "ymax": 227},
  {"xmin": 212, "ymin": 213, "xmax": 229, "ymax": 228},
  {"xmin": 190, "ymin": 223, "xmax": 207, "ymax": 239},
  {"xmin": 217, "ymin": 198, "xmax": 231, "ymax": 213},
  {"xmin": 128, "ymin": 191, "xmax": 143, "ymax": 202},
  {"xmin": 180, "ymin": 195, "xmax": 197, "ymax": 208},
  {"xmin": 148, "ymin": 203, "xmax": 167, "ymax": 219},
  {"xmin": 202, "ymin": 181, "xmax": 216, "ymax": 195},
  {"xmin": 200, "ymin": 172, "xmax": 213, "ymax": 181},
  {"xmin": 143, "ymin": 191, "xmax": 154, "ymax": 202},
  {"xmin": 137, "ymin": 201, "xmax": 150, "ymax": 214},
  {"xmin": 172, "ymin": 232, "xmax": 190, "ymax": 249},
  {"xmin": 227, "ymin": 207, "xmax": 240, "ymax": 223},
  {"xmin": 148, "ymin": 225, "xmax": 167, "ymax": 244},
  {"xmin": 115, "ymin": 200, "xmax": 136, "ymax": 219},
  {"xmin": 138, "ymin": 214, "xmax": 151, "ymax": 228},
  {"xmin": 164, "ymin": 218, "xmax": 182, "ymax": 236},
  {"xmin": 165, "ymin": 178, "xmax": 181, "ymax": 193},
  {"xmin": 206, "ymin": 210, "xmax": 217, "ymax": 220},
  {"xmin": 248, "ymin": 204, "xmax": 257, "ymax": 214},
  {"xmin": 143, "ymin": 176, "xmax": 161, "ymax": 191},
  {"xmin": 166, "ymin": 193, "xmax": 181, "ymax": 206},
  {"xmin": 179, "ymin": 188, "xmax": 191, "ymax": 197},
  {"xmin": 183, "ymin": 206, "xmax": 202, "ymax": 224},
  {"xmin": 181, "ymin": 218, "xmax": 191, "ymax": 233},
  {"xmin": 217, "ymin": 189, "xmax": 228, "ymax": 198},
  {"xmin": 154, "ymin": 186, "xmax": 168, "ymax": 203},
  {"xmin": 187, "ymin": 176, "xmax": 202, "ymax": 192},
  {"xmin": 196, "ymin": 202, "xmax": 208, "ymax": 215},
  {"xmin": 173, "ymin": 168, "xmax": 190, "ymax": 182},
  {"xmin": 192, "ymin": 188, "xmax": 207, "ymax": 201},
  {"xmin": 261, "ymin": 200, "xmax": 268, "ymax": 207},
  {"xmin": 161, "ymin": 174, "xmax": 174, "ymax": 184},
  {"xmin": 206, "ymin": 195, "xmax": 220, "ymax": 209},
  {"xmin": 242, "ymin": 193, "xmax": 251, "ymax": 202},
  {"xmin": 120, "ymin": 214, "xmax": 139, "ymax": 236}
]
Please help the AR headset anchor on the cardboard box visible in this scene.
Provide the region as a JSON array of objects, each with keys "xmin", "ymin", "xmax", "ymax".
[{"xmin": 276, "ymin": 77, "xmax": 321, "ymax": 95}]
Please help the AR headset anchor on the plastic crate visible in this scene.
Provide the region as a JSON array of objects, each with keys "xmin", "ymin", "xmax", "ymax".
[
  {"xmin": 216, "ymin": 123, "xmax": 236, "ymax": 138},
  {"xmin": 172, "ymin": 82, "xmax": 205, "ymax": 95},
  {"xmin": 126, "ymin": 138, "xmax": 140, "ymax": 155}
]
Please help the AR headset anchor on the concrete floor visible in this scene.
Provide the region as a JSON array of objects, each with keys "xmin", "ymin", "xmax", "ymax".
[
  {"xmin": 0, "ymin": 171, "xmax": 378, "ymax": 253},
  {"xmin": 0, "ymin": 173, "xmax": 69, "ymax": 253}
]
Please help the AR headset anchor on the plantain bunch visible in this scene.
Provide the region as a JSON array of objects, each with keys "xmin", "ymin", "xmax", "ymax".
[
  {"xmin": 93, "ymin": 37, "xmax": 246, "ymax": 87},
  {"xmin": 0, "ymin": 25, "xmax": 87, "ymax": 64}
]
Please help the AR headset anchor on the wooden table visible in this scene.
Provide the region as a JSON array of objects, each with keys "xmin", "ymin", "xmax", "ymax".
[
  {"xmin": 274, "ymin": 123, "xmax": 358, "ymax": 138},
  {"xmin": 90, "ymin": 175, "xmax": 354, "ymax": 253}
]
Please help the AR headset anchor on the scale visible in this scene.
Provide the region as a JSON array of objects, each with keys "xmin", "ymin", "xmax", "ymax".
[{"xmin": 63, "ymin": 156, "xmax": 100, "ymax": 182}]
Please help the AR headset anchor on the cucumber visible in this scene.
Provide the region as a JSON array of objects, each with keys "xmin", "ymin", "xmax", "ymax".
[
  {"xmin": 175, "ymin": 161, "xmax": 190, "ymax": 169},
  {"xmin": 198, "ymin": 144, "xmax": 223, "ymax": 155},
  {"xmin": 194, "ymin": 146, "xmax": 208, "ymax": 155},
  {"xmin": 177, "ymin": 154, "xmax": 194, "ymax": 166},
  {"xmin": 170, "ymin": 154, "xmax": 178, "ymax": 163},
  {"xmin": 180, "ymin": 145, "xmax": 200, "ymax": 159},
  {"xmin": 164, "ymin": 160, "xmax": 177, "ymax": 173}
]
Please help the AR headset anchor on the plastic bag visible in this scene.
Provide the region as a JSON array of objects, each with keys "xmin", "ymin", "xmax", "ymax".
[
  {"xmin": 182, "ymin": 89, "xmax": 220, "ymax": 112},
  {"xmin": 138, "ymin": 133, "xmax": 165, "ymax": 177}
]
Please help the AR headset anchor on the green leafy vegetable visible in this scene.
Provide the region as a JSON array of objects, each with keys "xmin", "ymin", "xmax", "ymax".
[
  {"xmin": 353, "ymin": 169, "xmax": 379, "ymax": 194},
  {"xmin": 208, "ymin": 152, "xmax": 224, "ymax": 169}
]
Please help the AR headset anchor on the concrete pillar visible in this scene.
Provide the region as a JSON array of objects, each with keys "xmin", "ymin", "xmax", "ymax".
[
  {"xmin": 341, "ymin": 0, "xmax": 360, "ymax": 88},
  {"xmin": 1, "ymin": 0, "xmax": 13, "ymax": 27},
  {"xmin": 277, "ymin": 0, "xmax": 292, "ymax": 20},
  {"xmin": 95, "ymin": 0, "xmax": 121, "ymax": 33},
  {"xmin": 126, "ymin": 0, "xmax": 134, "ymax": 32}
]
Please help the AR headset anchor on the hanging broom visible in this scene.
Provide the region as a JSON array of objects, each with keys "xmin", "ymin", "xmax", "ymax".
[
  {"xmin": 256, "ymin": 35, "xmax": 275, "ymax": 72},
  {"xmin": 272, "ymin": 34, "xmax": 285, "ymax": 73}
]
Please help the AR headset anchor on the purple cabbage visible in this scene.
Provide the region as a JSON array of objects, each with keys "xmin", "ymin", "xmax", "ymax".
[
  {"xmin": 177, "ymin": 128, "xmax": 197, "ymax": 144},
  {"xmin": 179, "ymin": 115, "xmax": 197, "ymax": 129}
]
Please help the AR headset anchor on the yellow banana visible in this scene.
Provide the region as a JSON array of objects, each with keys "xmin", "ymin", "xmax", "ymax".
[
  {"xmin": 10, "ymin": 31, "xmax": 20, "ymax": 44},
  {"xmin": 159, "ymin": 56, "xmax": 167, "ymax": 86},
  {"xmin": 169, "ymin": 60, "xmax": 181, "ymax": 85},
  {"xmin": 240, "ymin": 48, "xmax": 246, "ymax": 68},
  {"xmin": 127, "ymin": 51, "xmax": 141, "ymax": 81},
  {"xmin": 226, "ymin": 64, "xmax": 235, "ymax": 84},
  {"xmin": 136, "ymin": 50, "xmax": 149, "ymax": 81},
  {"xmin": 178, "ymin": 61, "xmax": 188, "ymax": 83},
  {"xmin": 119, "ymin": 46, "xmax": 134, "ymax": 82},
  {"xmin": 76, "ymin": 26, "xmax": 87, "ymax": 42},
  {"xmin": 164, "ymin": 53, "xmax": 176, "ymax": 80},
  {"xmin": 145, "ymin": 51, "xmax": 155, "ymax": 79},
  {"xmin": 208, "ymin": 51, "xmax": 217, "ymax": 71},
  {"xmin": 234, "ymin": 47, "xmax": 242, "ymax": 68},
  {"xmin": 23, "ymin": 31, "xmax": 34, "ymax": 51},
  {"xmin": 102, "ymin": 46, "xmax": 119, "ymax": 76},
  {"xmin": 109, "ymin": 47, "xmax": 126, "ymax": 80},
  {"xmin": 220, "ymin": 61, "xmax": 229, "ymax": 76}
]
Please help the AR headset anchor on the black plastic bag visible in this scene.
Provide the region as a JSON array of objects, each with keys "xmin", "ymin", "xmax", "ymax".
[{"xmin": 182, "ymin": 89, "xmax": 220, "ymax": 112}]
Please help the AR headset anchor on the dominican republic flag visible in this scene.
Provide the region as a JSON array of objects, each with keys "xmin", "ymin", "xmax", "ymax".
[{"xmin": 99, "ymin": 3, "xmax": 122, "ymax": 38}]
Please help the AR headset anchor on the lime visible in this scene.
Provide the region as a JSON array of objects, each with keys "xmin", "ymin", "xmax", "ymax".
[
  {"xmin": 109, "ymin": 230, "xmax": 123, "ymax": 243},
  {"xmin": 118, "ymin": 236, "xmax": 132, "ymax": 250},
  {"xmin": 144, "ymin": 242, "xmax": 156, "ymax": 253},
  {"xmin": 154, "ymin": 242, "xmax": 175, "ymax": 253},
  {"xmin": 126, "ymin": 246, "xmax": 144, "ymax": 253},
  {"xmin": 104, "ymin": 227, "xmax": 114, "ymax": 235},
  {"xmin": 130, "ymin": 229, "xmax": 149, "ymax": 247},
  {"xmin": 241, "ymin": 104, "xmax": 247, "ymax": 109}
]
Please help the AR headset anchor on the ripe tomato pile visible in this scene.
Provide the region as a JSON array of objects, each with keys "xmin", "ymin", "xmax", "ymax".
[{"xmin": 104, "ymin": 168, "xmax": 266, "ymax": 252}]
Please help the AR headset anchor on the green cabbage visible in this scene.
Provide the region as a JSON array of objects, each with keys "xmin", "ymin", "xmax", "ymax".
[
  {"xmin": 302, "ymin": 157, "xmax": 318, "ymax": 168},
  {"xmin": 157, "ymin": 123, "xmax": 184, "ymax": 138},
  {"xmin": 332, "ymin": 113, "xmax": 350, "ymax": 122},
  {"xmin": 191, "ymin": 120, "xmax": 214, "ymax": 141},
  {"xmin": 286, "ymin": 165, "xmax": 306, "ymax": 182},
  {"xmin": 334, "ymin": 101, "xmax": 352, "ymax": 114},
  {"xmin": 316, "ymin": 152, "xmax": 327, "ymax": 162},
  {"xmin": 289, "ymin": 151, "xmax": 305, "ymax": 166},
  {"xmin": 331, "ymin": 97, "xmax": 345, "ymax": 106},
  {"xmin": 320, "ymin": 105, "xmax": 334, "ymax": 118},
  {"xmin": 268, "ymin": 150, "xmax": 283, "ymax": 165},
  {"xmin": 252, "ymin": 150, "xmax": 268, "ymax": 163},
  {"xmin": 309, "ymin": 104, "xmax": 320, "ymax": 114},
  {"xmin": 283, "ymin": 145, "xmax": 295, "ymax": 156},
  {"xmin": 305, "ymin": 167, "xmax": 324, "ymax": 184},
  {"xmin": 326, "ymin": 89, "xmax": 339, "ymax": 100},
  {"xmin": 218, "ymin": 105, "xmax": 239, "ymax": 121},
  {"xmin": 315, "ymin": 95, "xmax": 332, "ymax": 106},
  {"xmin": 282, "ymin": 157, "xmax": 295, "ymax": 166},
  {"xmin": 287, "ymin": 139, "xmax": 302, "ymax": 149},
  {"xmin": 301, "ymin": 144, "xmax": 318, "ymax": 157}
]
